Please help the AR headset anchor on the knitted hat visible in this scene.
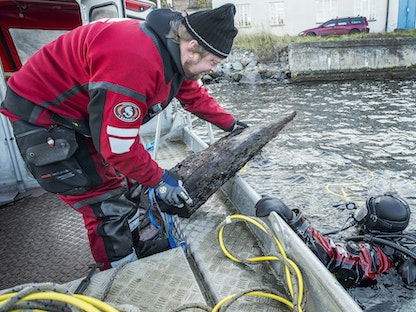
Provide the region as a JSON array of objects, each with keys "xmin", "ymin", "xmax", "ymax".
[{"xmin": 184, "ymin": 4, "xmax": 238, "ymax": 58}]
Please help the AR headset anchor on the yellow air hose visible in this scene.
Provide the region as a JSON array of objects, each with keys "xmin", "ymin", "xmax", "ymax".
[
  {"xmin": 326, "ymin": 163, "xmax": 375, "ymax": 203},
  {"xmin": 217, "ymin": 214, "xmax": 304, "ymax": 312},
  {"xmin": 0, "ymin": 291, "xmax": 119, "ymax": 312}
]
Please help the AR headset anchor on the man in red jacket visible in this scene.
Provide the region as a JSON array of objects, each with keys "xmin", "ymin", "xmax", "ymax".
[
  {"xmin": 256, "ymin": 194, "xmax": 416, "ymax": 287},
  {"xmin": 0, "ymin": 4, "xmax": 247, "ymax": 270}
]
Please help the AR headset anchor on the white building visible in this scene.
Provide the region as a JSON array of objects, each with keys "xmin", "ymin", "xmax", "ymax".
[{"xmin": 213, "ymin": 0, "xmax": 406, "ymax": 36}]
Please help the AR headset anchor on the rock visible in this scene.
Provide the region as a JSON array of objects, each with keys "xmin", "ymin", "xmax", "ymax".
[
  {"xmin": 240, "ymin": 56, "xmax": 252, "ymax": 67},
  {"xmin": 210, "ymin": 49, "xmax": 289, "ymax": 84}
]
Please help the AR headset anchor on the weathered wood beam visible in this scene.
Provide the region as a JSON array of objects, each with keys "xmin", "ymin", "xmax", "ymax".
[{"xmin": 160, "ymin": 111, "xmax": 297, "ymax": 217}]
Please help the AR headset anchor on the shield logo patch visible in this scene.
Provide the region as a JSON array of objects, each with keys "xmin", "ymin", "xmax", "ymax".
[{"xmin": 114, "ymin": 102, "xmax": 141, "ymax": 122}]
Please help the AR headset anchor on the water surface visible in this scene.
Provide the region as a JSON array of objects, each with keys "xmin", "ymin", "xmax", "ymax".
[{"xmin": 204, "ymin": 79, "xmax": 416, "ymax": 311}]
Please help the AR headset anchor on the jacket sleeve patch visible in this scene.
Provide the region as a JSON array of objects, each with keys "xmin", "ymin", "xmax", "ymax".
[
  {"xmin": 106, "ymin": 125, "xmax": 139, "ymax": 154},
  {"xmin": 108, "ymin": 137, "xmax": 135, "ymax": 154},
  {"xmin": 114, "ymin": 102, "xmax": 141, "ymax": 122},
  {"xmin": 107, "ymin": 125, "xmax": 139, "ymax": 137}
]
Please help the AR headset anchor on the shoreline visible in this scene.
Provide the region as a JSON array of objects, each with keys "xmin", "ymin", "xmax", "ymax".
[{"xmin": 205, "ymin": 36, "xmax": 416, "ymax": 84}]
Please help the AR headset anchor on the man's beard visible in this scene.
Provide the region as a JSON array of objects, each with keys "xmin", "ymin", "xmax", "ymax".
[{"xmin": 183, "ymin": 59, "xmax": 209, "ymax": 81}]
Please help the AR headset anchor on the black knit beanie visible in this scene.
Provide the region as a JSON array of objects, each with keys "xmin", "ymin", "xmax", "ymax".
[{"xmin": 183, "ymin": 3, "xmax": 238, "ymax": 58}]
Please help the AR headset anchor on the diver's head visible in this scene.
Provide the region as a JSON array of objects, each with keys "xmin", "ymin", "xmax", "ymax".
[{"xmin": 354, "ymin": 193, "xmax": 410, "ymax": 234}]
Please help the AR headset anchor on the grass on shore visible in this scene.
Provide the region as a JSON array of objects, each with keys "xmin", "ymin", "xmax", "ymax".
[{"xmin": 233, "ymin": 29, "xmax": 416, "ymax": 63}]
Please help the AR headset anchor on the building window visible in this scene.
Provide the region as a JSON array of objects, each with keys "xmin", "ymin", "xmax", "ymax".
[
  {"xmin": 354, "ymin": 0, "xmax": 376, "ymax": 21},
  {"xmin": 316, "ymin": 0, "xmax": 338, "ymax": 23},
  {"xmin": 270, "ymin": 1, "xmax": 285, "ymax": 25},
  {"xmin": 236, "ymin": 4, "xmax": 251, "ymax": 27}
]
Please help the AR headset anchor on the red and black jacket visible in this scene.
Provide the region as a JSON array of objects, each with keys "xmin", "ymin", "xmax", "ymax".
[{"xmin": 0, "ymin": 10, "xmax": 235, "ymax": 188}]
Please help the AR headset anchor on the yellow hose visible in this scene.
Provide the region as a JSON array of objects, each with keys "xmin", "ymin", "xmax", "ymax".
[
  {"xmin": 326, "ymin": 163, "xmax": 375, "ymax": 202},
  {"xmin": 212, "ymin": 290, "xmax": 294, "ymax": 312},
  {"xmin": 217, "ymin": 214, "xmax": 304, "ymax": 312},
  {"xmin": 74, "ymin": 294, "xmax": 120, "ymax": 312},
  {"xmin": 0, "ymin": 291, "xmax": 119, "ymax": 312}
]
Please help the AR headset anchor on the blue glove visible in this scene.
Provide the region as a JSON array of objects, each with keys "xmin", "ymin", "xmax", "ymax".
[{"xmin": 154, "ymin": 170, "xmax": 192, "ymax": 208}]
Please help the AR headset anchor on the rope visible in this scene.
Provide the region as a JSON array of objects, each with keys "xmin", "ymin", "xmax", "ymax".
[
  {"xmin": 100, "ymin": 262, "xmax": 129, "ymax": 301},
  {"xmin": 148, "ymin": 187, "xmax": 185, "ymax": 249}
]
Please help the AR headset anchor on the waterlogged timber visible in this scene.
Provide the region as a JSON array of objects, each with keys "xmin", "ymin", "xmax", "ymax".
[{"xmin": 164, "ymin": 111, "xmax": 297, "ymax": 217}]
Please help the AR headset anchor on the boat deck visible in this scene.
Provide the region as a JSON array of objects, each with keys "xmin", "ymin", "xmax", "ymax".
[
  {"xmin": 0, "ymin": 188, "xmax": 94, "ymax": 289},
  {"xmin": 0, "ymin": 137, "xmax": 290, "ymax": 311}
]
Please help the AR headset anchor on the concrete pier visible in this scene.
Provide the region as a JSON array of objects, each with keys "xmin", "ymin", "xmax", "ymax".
[{"xmin": 288, "ymin": 37, "xmax": 416, "ymax": 82}]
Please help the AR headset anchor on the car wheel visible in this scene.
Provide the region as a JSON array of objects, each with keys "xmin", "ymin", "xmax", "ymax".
[
  {"xmin": 349, "ymin": 29, "xmax": 360, "ymax": 34},
  {"xmin": 306, "ymin": 32, "xmax": 316, "ymax": 36}
]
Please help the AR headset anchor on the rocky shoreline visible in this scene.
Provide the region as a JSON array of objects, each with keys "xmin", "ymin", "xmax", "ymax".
[{"xmin": 202, "ymin": 49, "xmax": 291, "ymax": 84}]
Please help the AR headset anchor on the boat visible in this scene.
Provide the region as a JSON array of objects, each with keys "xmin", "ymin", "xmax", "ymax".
[{"xmin": 0, "ymin": 1, "xmax": 362, "ymax": 311}]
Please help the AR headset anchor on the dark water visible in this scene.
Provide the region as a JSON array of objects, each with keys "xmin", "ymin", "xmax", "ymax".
[{"xmin": 204, "ymin": 80, "xmax": 416, "ymax": 311}]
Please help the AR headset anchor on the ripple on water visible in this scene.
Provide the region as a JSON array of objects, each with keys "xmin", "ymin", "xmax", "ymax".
[{"xmin": 206, "ymin": 79, "xmax": 416, "ymax": 311}]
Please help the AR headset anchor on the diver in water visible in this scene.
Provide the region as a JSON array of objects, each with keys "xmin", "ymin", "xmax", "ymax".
[{"xmin": 255, "ymin": 193, "xmax": 416, "ymax": 287}]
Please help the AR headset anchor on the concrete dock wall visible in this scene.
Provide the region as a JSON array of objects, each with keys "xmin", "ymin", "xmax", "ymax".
[{"xmin": 288, "ymin": 37, "xmax": 416, "ymax": 82}]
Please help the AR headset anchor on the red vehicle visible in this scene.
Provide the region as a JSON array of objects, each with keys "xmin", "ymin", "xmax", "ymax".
[
  {"xmin": 299, "ymin": 16, "xmax": 370, "ymax": 36},
  {"xmin": 125, "ymin": 0, "xmax": 155, "ymax": 20}
]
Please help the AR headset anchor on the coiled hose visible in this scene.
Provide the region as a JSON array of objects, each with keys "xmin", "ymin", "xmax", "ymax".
[
  {"xmin": 216, "ymin": 214, "xmax": 304, "ymax": 312},
  {"xmin": 0, "ymin": 283, "xmax": 123, "ymax": 312}
]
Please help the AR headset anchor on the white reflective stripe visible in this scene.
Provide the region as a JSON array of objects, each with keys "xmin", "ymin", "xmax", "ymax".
[
  {"xmin": 109, "ymin": 137, "xmax": 135, "ymax": 154},
  {"xmin": 128, "ymin": 209, "xmax": 141, "ymax": 232},
  {"xmin": 107, "ymin": 125, "xmax": 139, "ymax": 137},
  {"xmin": 110, "ymin": 250, "xmax": 138, "ymax": 268}
]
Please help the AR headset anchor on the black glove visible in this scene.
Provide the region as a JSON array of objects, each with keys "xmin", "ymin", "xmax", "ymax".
[
  {"xmin": 255, "ymin": 196, "xmax": 295, "ymax": 222},
  {"xmin": 154, "ymin": 170, "xmax": 192, "ymax": 208},
  {"xmin": 228, "ymin": 119, "xmax": 249, "ymax": 132},
  {"xmin": 399, "ymin": 258, "xmax": 416, "ymax": 285},
  {"xmin": 256, "ymin": 196, "xmax": 308, "ymax": 235},
  {"xmin": 398, "ymin": 246, "xmax": 416, "ymax": 285}
]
